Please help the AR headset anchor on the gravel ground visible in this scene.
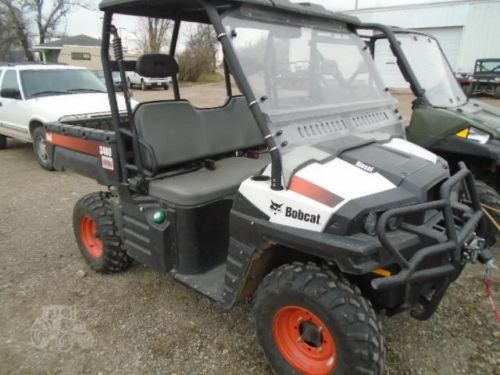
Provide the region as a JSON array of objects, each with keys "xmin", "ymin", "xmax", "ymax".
[{"xmin": 0, "ymin": 87, "xmax": 499, "ymax": 375}]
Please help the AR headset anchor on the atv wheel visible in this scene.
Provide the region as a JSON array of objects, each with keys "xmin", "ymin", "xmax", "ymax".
[
  {"xmin": 476, "ymin": 181, "xmax": 500, "ymax": 246},
  {"xmin": 0, "ymin": 134, "xmax": 7, "ymax": 149},
  {"xmin": 494, "ymin": 86, "xmax": 500, "ymax": 99},
  {"xmin": 462, "ymin": 84, "xmax": 473, "ymax": 98},
  {"xmin": 73, "ymin": 192, "xmax": 132, "ymax": 273},
  {"xmin": 254, "ymin": 262, "xmax": 384, "ymax": 375},
  {"xmin": 32, "ymin": 126, "xmax": 54, "ymax": 171}
]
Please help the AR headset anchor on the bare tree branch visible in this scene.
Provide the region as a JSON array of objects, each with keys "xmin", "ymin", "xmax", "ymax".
[{"xmin": 134, "ymin": 17, "xmax": 172, "ymax": 54}]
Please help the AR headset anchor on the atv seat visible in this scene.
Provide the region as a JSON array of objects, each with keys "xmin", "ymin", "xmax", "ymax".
[
  {"xmin": 148, "ymin": 156, "xmax": 270, "ymax": 205},
  {"xmin": 134, "ymin": 96, "xmax": 265, "ymax": 172}
]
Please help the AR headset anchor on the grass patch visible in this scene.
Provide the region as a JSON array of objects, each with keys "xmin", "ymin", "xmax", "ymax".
[{"xmin": 196, "ymin": 72, "xmax": 224, "ymax": 83}]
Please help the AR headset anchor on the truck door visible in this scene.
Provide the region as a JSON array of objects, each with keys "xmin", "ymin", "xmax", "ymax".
[{"xmin": 0, "ymin": 69, "xmax": 31, "ymax": 141}]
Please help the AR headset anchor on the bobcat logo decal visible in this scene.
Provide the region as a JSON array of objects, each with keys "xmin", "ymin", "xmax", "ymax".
[{"xmin": 270, "ymin": 201, "xmax": 283, "ymax": 215}]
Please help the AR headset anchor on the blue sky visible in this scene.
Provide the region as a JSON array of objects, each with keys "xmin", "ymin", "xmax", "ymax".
[{"xmin": 62, "ymin": 0, "xmax": 458, "ymax": 38}]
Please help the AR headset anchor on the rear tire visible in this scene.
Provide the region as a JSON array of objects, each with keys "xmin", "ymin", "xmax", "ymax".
[
  {"xmin": 462, "ymin": 84, "xmax": 473, "ymax": 98},
  {"xmin": 494, "ymin": 86, "xmax": 500, "ymax": 99},
  {"xmin": 73, "ymin": 192, "xmax": 133, "ymax": 273},
  {"xmin": 32, "ymin": 126, "xmax": 54, "ymax": 171},
  {"xmin": 476, "ymin": 181, "xmax": 500, "ymax": 246},
  {"xmin": 0, "ymin": 134, "xmax": 7, "ymax": 149},
  {"xmin": 253, "ymin": 262, "xmax": 385, "ymax": 375}
]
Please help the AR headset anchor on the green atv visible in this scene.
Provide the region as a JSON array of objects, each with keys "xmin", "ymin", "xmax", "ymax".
[{"xmin": 361, "ymin": 25, "xmax": 500, "ymax": 246}]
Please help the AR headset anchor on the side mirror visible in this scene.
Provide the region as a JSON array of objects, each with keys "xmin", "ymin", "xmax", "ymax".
[{"xmin": 1, "ymin": 88, "xmax": 22, "ymax": 100}]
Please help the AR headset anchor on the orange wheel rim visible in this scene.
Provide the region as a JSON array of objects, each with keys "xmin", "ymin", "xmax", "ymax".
[
  {"xmin": 273, "ymin": 305, "xmax": 337, "ymax": 375},
  {"xmin": 80, "ymin": 216, "xmax": 104, "ymax": 259}
]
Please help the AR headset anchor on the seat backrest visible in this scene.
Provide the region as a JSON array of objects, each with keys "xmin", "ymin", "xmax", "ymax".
[{"xmin": 134, "ymin": 96, "xmax": 265, "ymax": 170}]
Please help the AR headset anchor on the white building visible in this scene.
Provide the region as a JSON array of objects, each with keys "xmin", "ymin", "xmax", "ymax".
[{"xmin": 347, "ymin": 0, "xmax": 500, "ymax": 83}]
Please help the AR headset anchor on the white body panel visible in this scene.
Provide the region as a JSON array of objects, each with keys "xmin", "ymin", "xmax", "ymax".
[{"xmin": 240, "ymin": 158, "xmax": 396, "ymax": 232}]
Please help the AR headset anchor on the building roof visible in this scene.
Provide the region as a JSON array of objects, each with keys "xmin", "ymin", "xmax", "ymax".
[
  {"xmin": 99, "ymin": 0, "xmax": 359, "ymax": 25},
  {"xmin": 35, "ymin": 35, "xmax": 101, "ymax": 50}
]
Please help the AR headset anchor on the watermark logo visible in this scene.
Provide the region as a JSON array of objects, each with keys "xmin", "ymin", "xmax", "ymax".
[{"xmin": 31, "ymin": 305, "xmax": 94, "ymax": 352}]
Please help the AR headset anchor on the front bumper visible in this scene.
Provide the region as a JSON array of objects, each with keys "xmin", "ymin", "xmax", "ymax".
[{"xmin": 370, "ymin": 163, "xmax": 486, "ymax": 317}]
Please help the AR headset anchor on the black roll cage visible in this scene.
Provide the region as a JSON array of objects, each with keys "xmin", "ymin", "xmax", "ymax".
[
  {"xmin": 100, "ymin": 1, "xmax": 284, "ymax": 192},
  {"xmin": 357, "ymin": 23, "xmax": 460, "ymax": 108}
]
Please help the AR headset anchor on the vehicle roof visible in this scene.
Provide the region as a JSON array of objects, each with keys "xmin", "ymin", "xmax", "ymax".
[
  {"xmin": 99, "ymin": 0, "xmax": 359, "ymax": 25},
  {"xmin": 0, "ymin": 64, "xmax": 87, "ymax": 71}
]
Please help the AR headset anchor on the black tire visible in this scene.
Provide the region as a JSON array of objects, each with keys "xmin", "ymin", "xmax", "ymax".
[
  {"xmin": 476, "ymin": 181, "xmax": 500, "ymax": 246},
  {"xmin": 494, "ymin": 86, "xmax": 500, "ymax": 99},
  {"xmin": 73, "ymin": 192, "xmax": 133, "ymax": 273},
  {"xmin": 0, "ymin": 134, "xmax": 7, "ymax": 149},
  {"xmin": 254, "ymin": 262, "xmax": 384, "ymax": 375},
  {"xmin": 163, "ymin": 84, "xmax": 169, "ymax": 90},
  {"xmin": 462, "ymin": 84, "xmax": 473, "ymax": 98},
  {"xmin": 32, "ymin": 126, "xmax": 54, "ymax": 171}
]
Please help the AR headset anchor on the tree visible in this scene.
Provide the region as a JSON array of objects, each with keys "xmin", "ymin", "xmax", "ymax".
[
  {"xmin": 178, "ymin": 24, "xmax": 219, "ymax": 81},
  {"xmin": 134, "ymin": 17, "xmax": 171, "ymax": 54},
  {"xmin": 0, "ymin": 0, "xmax": 90, "ymax": 61}
]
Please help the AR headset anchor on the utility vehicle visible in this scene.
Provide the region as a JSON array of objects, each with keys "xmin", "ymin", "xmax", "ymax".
[
  {"xmin": 0, "ymin": 63, "xmax": 130, "ymax": 170},
  {"xmin": 461, "ymin": 58, "xmax": 500, "ymax": 99},
  {"xmin": 44, "ymin": 1, "xmax": 492, "ymax": 374},
  {"xmin": 362, "ymin": 25, "xmax": 500, "ymax": 246}
]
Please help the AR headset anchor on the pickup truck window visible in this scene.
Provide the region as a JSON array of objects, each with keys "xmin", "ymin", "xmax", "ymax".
[
  {"xmin": 20, "ymin": 69, "xmax": 106, "ymax": 99},
  {"xmin": 0, "ymin": 70, "xmax": 22, "ymax": 100}
]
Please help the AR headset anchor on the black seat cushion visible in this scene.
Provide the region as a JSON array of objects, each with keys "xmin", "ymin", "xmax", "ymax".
[
  {"xmin": 148, "ymin": 156, "xmax": 270, "ymax": 206},
  {"xmin": 134, "ymin": 96, "xmax": 264, "ymax": 170}
]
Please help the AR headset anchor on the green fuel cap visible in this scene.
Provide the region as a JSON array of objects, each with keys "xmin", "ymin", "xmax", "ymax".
[{"xmin": 153, "ymin": 210, "xmax": 166, "ymax": 224}]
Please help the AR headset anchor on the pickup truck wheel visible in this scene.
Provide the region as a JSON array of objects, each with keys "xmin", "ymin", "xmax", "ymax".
[
  {"xmin": 254, "ymin": 262, "xmax": 385, "ymax": 375},
  {"xmin": 32, "ymin": 126, "xmax": 54, "ymax": 171},
  {"xmin": 73, "ymin": 192, "xmax": 133, "ymax": 273},
  {"xmin": 476, "ymin": 181, "xmax": 500, "ymax": 246},
  {"xmin": 163, "ymin": 84, "xmax": 169, "ymax": 90},
  {"xmin": 0, "ymin": 134, "xmax": 7, "ymax": 149},
  {"xmin": 494, "ymin": 86, "xmax": 500, "ymax": 99}
]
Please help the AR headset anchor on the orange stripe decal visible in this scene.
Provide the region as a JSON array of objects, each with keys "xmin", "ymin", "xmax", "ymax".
[
  {"xmin": 46, "ymin": 132, "xmax": 101, "ymax": 156},
  {"xmin": 289, "ymin": 176, "xmax": 343, "ymax": 208}
]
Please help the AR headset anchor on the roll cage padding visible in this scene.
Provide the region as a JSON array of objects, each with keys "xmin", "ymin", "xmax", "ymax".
[{"xmin": 134, "ymin": 96, "xmax": 265, "ymax": 170}]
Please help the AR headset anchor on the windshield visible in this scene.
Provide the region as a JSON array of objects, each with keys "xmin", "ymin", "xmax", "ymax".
[
  {"xmin": 375, "ymin": 33, "xmax": 467, "ymax": 108},
  {"xmin": 222, "ymin": 9, "xmax": 398, "ymax": 155},
  {"xmin": 475, "ymin": 60, "xmax": 500, "ymax": 74},
  {"xmin": 21, "ymin": 69, "xmax": 106, "ymax": 99}
]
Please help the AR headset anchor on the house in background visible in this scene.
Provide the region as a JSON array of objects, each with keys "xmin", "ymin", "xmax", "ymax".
[{"xmin": 34, "ymin": 34, "xmax": 102, "ymax": 71}]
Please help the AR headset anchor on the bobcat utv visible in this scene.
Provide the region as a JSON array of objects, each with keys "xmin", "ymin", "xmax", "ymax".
[
  {"xmin": 45, "ymin": 1, "xmax": 492, "ymax": 374},
  {"xmin": 361, "ymin": 25, "xmax": 500, "ymax": 246}
]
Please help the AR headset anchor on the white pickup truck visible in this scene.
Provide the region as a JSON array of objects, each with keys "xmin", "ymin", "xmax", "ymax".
[
  {"xmin": 0, "ymin": 64, "xmax": 131, "ymax": 170},
  {"xmin": 126, "ymin": 71, "xmax": 171, "ymax": 90}
]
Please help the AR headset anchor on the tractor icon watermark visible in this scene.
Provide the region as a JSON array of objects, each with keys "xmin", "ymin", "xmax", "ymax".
[{"xmin": 31, "ymin": 305, "xmax": 94, "ymax": 352}]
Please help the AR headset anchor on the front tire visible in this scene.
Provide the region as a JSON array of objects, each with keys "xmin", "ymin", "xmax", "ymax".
[
  {"xmin": 0, "ymin": 134, "xmax": 7, "ymax": 149},
  {"xmin": 73, "ymin": 192, "xmax": 133, "ymax": 273},
  {"xmin": 32, "ymin": 126, "xmax": 54, "ymax": 171},
  {"xmin": 476, "ymin": 181, "xmax": 500, "ymax": 246},
  {"xmin": 254, "ymin": 262, "xmax": 384, "ymax": 375},
  {"xmin": 494, "ymin": 86, "xmax": 500, "ymax": 99}
]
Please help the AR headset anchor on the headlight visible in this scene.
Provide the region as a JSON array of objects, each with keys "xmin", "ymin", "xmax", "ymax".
[{"xmin": 456, "ymin": 127, "xmax": 491, "ymax": 145}]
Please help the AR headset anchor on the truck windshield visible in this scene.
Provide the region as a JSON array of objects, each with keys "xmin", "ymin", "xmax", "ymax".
[
  {"xmin": 21, "ymin": 69, "xmax": 106, "ymax": 99},
  {"xmin": 377, "ymin": 32, "xmax": 467, "ymax": 108},
  {"xmin": 475, "ymin": 60, "xmax": 500, "ymax": 73},
  {"xmin": 222, "ymin": 9, "xmax": 399, "ymax": 155}
]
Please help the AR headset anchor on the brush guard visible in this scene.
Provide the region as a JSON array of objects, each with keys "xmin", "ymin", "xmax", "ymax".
[{"xmin": 372, "ymin": 162, "xmax": 491, "ymax": 319}]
